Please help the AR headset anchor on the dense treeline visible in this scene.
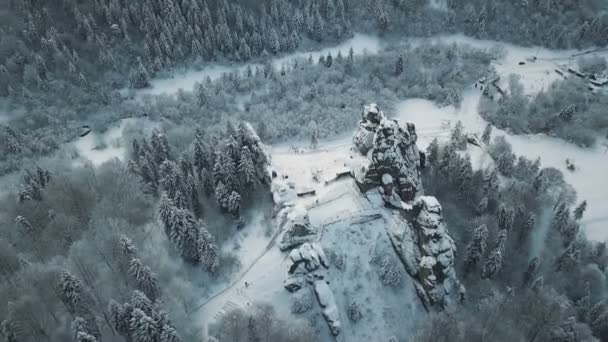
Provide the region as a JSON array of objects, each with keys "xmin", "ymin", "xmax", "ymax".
[
  {"xmin": 416, "ymin": 125, "xmax": 607, "ymax": 341},
  {"xmin": 0, "ymin": 119, "xmax": 274, "ymax": 341}
]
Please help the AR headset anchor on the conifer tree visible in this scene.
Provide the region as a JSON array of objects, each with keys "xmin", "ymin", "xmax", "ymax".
[
  {"xmin": 464, "ymin": 224, "xmax": 488, "ymax": 273},
  {"xmin": 395, "ymin": 55, "xmax": 404, "ymax": 76},
  {"xmin": 128, "ymin": 258, "xmax": 160, "ymax": 302},
  {"xmin": 574, "ymin": 200, "xmax": 587, "ymax": 220}
]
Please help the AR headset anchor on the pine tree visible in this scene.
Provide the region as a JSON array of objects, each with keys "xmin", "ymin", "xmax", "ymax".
[
  {"xmin": 227, "ymin": 191, "xmax": 242, "ymax": 217},
  {"xmin": 558, "ymin": 104, "xmax": 575, "ymax": 122},
  {"xmin": 129, "ymin": 60, "xmax": 151, "ymax": 89},
  {"xmin": 72, "ymin": 317, "xmax": 98, "ymax": 342},
  {"xmin": 464, "ymin": 224, "xmax": 488, "ymax": 273},
  {"xmin": 58, "ymin": 270, "xmax": 85, "ymax": 314},
  {"xmin": 345, "ymin": 47, "xmax": 354, "ymax": 73},
  {"xmin": 310, "ymin": 121, "xmax": 319, "ymax": 150},
  {"xmin": 129, "ymin": 308, "xmax": 158, "ymax": 342},
  {"xmin": 395, "ymin": 55, "xmax": 403, "ymax": 76},
  {"xmin": 196, "ymin": 83, "xmax": 208, "ymax": 107},
  {"xmin": 198, "ymin": 225, "xmax": 219, "ymax": 272},
  {"xmin": 556, "ymin": 241, "xmax": 581, "ymax": 271},
  {"xmin": 14, "ymin": 215, "xmax": 33, "ymax": 234},
  {"xmin": 158, "ymin": 193, "xmax": 175, "ymax": 232},
  {"xmin": 426, "ymin": 138, "xmax": 440, "ymax": 167},
  {"xmin": 523, "ymin": 257, "xmax": 540, "ymax": 286},
  {"xmin": 450, "ymin": 121, "xmax": 466, "ymax": 150},
  {"xmin": 481, "ymin": 123, "xmax": 492, "ymax": 144},
  {"xmin": 151, "ymin": 132, "xmax": 171, "ymax": 165},
  {"xmin": 482, "ymin": 248, "xmax": 503, "ymax": 279},
  {"xmin": 497, "ymin": 206, "xmax": 514, "ymax": 231},
  {"xmin": 574, "ymin": 200, "xmax": 587, "ymax": 220},
  {"xmin": 130, "ymin": 290, "xmax": 154, "ymax": 316},
  {"xmin": 128, "ymin": 258, "xmax": 160, "ymax": 302},
  {"xmin": 160, "ymin": 325, "xmax": 182, "ymax": 342},
  {"xmin": 325, "ymin": 53, "xmax": 333, "ymax": 67},
  {"xmin": 239, "ymin": 146, "xmax": 256, "ymax": 187}
]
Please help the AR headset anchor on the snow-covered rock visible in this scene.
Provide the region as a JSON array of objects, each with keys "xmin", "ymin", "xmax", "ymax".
[
  {"xmin": 288, "ymin": 242, "xmax": 328, "ymax": 274},
  {"xmin": 277, "ymin": 205, "xmax": 317, "ymax": 251},
  {"xmin": 352, "ymin": 103, "xmax": 386, "ymax": 155},
  {"xmin": 271, "ymin": 179, "xmax": 297, "ymax": 208},
  {"xmin": 284, "ymin": 243, "xmax": 329, "ymax": 292},
  {"xmin": 350, "ymin": 104, "xmax": 423, "ymax": 203},
  {"xmin": 313, "ymin": 280, "xmax": 341, "ymax": 336},
  {"xmin": 403, "ymin": 196, "xmax": 464, "ymax": 308}
]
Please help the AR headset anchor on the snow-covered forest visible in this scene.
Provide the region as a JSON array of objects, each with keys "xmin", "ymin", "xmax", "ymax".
[{"xmin": 1, "ymin": 0, "xmax": 608, "ymax": 341}]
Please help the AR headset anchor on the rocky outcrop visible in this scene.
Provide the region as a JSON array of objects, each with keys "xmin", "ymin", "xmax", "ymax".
[
  {"xmin": 277, "ymin": 205, "xmax": 317, "ymax": 251},
  {"xmin": 352, "ymin": 103, "xmax": 385, "ymax": 155},
  {"xmin": 284, "ymin": 242, "xmax": 328, "ymax": 292},
  {"xmin": 313, "ymin": 280, "xmax": 341, "ymax": 336},
  {"xmin": 287, "ymin": 242, "xmax": 328, "ymax": 274},
  {"xmin": 388, "ymin": 196, "xmax": 464, "ymax": 309},
  {"xmin": 350, "ymin": 104, "xmax": 423, "ymax": 203}
]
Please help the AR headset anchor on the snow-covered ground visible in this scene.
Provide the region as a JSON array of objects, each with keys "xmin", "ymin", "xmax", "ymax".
[
  {"xmin": 192, "ymin": 143, "xmax": 423, "ymax": 340},
  {"xmin": 72, "ymin": 118, "xmax": 159, "ymax": 167},
  {"xmin": 72, "ymin": 121, "xmax": 128, "ymax": 167},
  {"xmin": 138, "ymin": 33, "xmax": 381, "ymax": 96}
]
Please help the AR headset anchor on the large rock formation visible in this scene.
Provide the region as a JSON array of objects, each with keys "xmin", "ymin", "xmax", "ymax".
[
  {"xmin": 276, "ymin": 205, "xmax": 317, "ymax": 251},
  {"xmin": 284, "ymin": 242, "xmax": 328, "ymax": 292},
  {"xmin": 350, "ymin": 104, "xmax": 423, "ymax": 202},
  {"xmin": 350, "ymin": 104, "xmax": 463, "ymax": 309},
  {"xmin": 388, "ymin": 196, "xmax": 464, "ymax": 309}
]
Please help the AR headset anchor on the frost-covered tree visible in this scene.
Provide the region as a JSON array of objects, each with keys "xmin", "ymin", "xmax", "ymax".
[
  {"xmin": 238, "ymin": 146, "xmax": 256, "ymax": 188},
  {"xmin": 128, "ymin": 258, "xmax": 160, "ymax": 302},
  {"xmin": 482, "ymin": 248, "xmax": 503, "ymax": 279},
  {"xmin": 309, "ymin": 120, "xmax": 319, "ymax": 150},
  {"xmin": 481, "ymin": 123, "xmax": 492, "ymax": 144},
  {"xmin": 523, "ymin": 257, "xmax": 541, "ymax": 287},
  {"xmin": 450, "ymin": 121, "xmax": 467, "ymax": 150},
  {"xmin": 196, "ymin": 83, "xmax": 208, "ymax": 107},
  {"xmin": 226, "ymin": 191, "xmax": 242, "ymax": 218},
  {"xmin": 129, "ymin": 308, "xmax": 158, "ymax": 342},
  {"xmin": 574, "ymin": 200, "xmax": 587, "ymax": 220},
  {"xmin": 347, "ymin": 302, "xmax": 362, "ymax": 322},
  {"xmin": 497, "ymin": 206, "xmax": 514, "ymax": 231},
  {"xmin": 198, "ymin": 225, "xmax": 219, "ymax": 272},
  {"xmin": 464, "ymin": 224, "xmax": 488, "ymax": 273},
  {"xmin": 109, "ymin": 300, "xmax": 130, "ymax": 336},
  {"xmin": 395, "ymin": 55, "xmax": 404, "ymax": 76},
  {"xmin": 129, "ymin": 60, "xmax": 151, "ymax": 89}
]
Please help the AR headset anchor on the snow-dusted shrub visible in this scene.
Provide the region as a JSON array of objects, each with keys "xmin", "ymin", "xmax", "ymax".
[
  {"xmin": 380, "ymin": 257, "xmax": 402, "ymax": 287},
  {"xmin": 330, "ymin": 251, "xmax": 345, "ymax": 271},
  {"xmin": 291, "ymin": 292, "xmax": 314, "ymax": 314},
  {"xmin": 347, "ymin": 302, "xmax": 362, "ymax": 322},
  {"xmin": 368, "ymin": 244, "xmax": 381, "ymax": 265}
]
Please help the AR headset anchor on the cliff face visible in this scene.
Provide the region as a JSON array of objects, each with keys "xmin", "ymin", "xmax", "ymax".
[
  {"xmin": 410, "ymin": 196, "xmax": 464, "ymax": 308},
  {"xmin": 352, "ymin": 104, "xmax": 463, "ymax": 310}
]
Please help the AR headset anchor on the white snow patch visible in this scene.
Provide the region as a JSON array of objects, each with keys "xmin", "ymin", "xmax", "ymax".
[{"xmin": 72, "ymin": 118, "xmax": 158, "ymax": 167}]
